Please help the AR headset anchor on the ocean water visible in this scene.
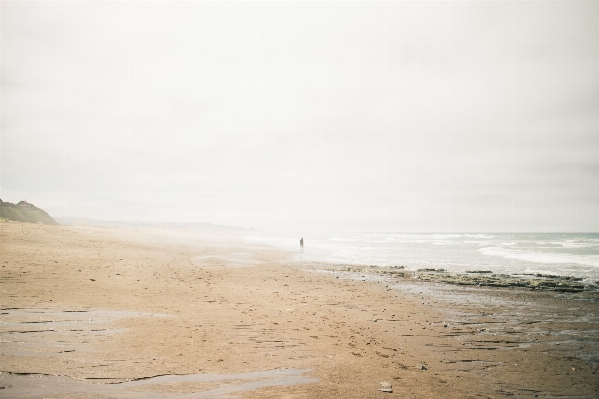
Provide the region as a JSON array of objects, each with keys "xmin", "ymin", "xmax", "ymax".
[{"xmin": 246, "ymin": 233, "xmax": 599, "ymax": 283}]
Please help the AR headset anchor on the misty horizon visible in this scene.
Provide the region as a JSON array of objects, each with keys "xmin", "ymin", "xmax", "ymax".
[{"xmin": 1, "ymin": 1, "xmax": 598, "ymax": 234}]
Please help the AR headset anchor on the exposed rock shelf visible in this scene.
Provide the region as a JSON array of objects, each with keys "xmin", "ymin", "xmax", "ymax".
[{"xmin": 332, "ymin": 265, "xmax": 597, "ymax": 293}]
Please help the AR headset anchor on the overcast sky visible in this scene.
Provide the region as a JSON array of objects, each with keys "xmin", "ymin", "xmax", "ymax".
[{"xmin": 1, "ymin": 1, "xmax": 598, "ymax": 233}]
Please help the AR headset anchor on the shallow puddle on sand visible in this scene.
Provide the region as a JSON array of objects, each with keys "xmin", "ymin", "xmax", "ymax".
[
  {"xmin": 0, "ymin": 368, "xmax": 317, "ymax": 399},
  {"xmin": 192, "ymin": 253, "xmax": 260, "ymax": 268},
  {"xmin": 0, "ymin": 308, "xmax": 165, "ymax": 357},
  {"xmin": 0, "ymin": 309, "xmax": 316, "ymax": 397}
]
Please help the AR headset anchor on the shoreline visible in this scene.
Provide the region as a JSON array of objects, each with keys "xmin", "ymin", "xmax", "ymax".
[
  {"xmin": 276, "ymin": 231, "xmax": 599, "ymax": 285},
  {"xmin": 1, "ymin": 222, "xmax": 598, "ymax": 398}
]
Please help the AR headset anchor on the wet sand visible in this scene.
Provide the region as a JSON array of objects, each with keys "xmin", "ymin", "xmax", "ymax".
[{"xmin": 1, "ymin": 222, "xmax": 598, "ymax": 398}]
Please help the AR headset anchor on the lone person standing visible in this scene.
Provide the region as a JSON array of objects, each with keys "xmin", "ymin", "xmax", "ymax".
[{"xmin": 300, "ymin": 237, "xmax": 304, "ymax": 252}]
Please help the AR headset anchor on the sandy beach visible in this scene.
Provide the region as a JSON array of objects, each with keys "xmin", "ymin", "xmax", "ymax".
[{"xmin": 1, "ymin": 222, "xmax": 598, "ymax": 398}]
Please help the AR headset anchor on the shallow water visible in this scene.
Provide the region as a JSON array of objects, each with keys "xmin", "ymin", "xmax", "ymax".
[
  {"xmin": 0, "ymin": 368, "xmax": 317, "ymax": 399},
  {"xmin": 0, "ymin": 308, "xmax": 316, "ymax": 398},
  {"xmin": 192, "ymin": 253, "xmax": 260, "ymax": 268},
  {"xmin": 250, "ymin": 232, "xmax": 599, "ymax": 282},
  {"xmin": 0, "ymin": 308, "xmax": 164, "ymax": 358}
]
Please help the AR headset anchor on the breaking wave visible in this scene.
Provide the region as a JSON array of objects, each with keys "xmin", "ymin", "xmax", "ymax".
[{"xmin": 479, "ymin": 246, "xmax": 599, "ymax": 268}]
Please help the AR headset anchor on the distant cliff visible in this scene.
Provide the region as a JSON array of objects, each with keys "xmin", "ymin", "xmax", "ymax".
[{"xmin": 0, "ymin": 199, "xmax": 58, "ymax": 225}]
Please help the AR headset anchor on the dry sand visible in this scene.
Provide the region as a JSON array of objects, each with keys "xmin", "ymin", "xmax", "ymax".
[{"xmin": 1, "ymin": 222, "xmax": 598, "ymax": 398}]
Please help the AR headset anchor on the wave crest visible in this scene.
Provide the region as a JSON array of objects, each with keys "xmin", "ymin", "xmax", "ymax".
[{"xmin": 480, "ymin": 246, "xmax": 599, "ymax": 268}]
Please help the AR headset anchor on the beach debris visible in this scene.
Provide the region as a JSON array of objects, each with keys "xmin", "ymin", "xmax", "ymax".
[
  {"xmin": 417, "ymin": 364, "xmax": 427, "ymax": 370},
  {"xmin": 377, "ymin": 381, "xmax": 393, "ymax": 393}
]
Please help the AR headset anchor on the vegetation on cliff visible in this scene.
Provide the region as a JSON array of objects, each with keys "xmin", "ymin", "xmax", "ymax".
[{"xmin": 0, "ymin": 199, "xmax": 58, "ymax": 225}]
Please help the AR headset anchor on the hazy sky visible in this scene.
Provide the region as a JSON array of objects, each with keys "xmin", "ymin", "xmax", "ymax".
[{"xmin": 1, "ymin": 1, "xmax": 598, "ymax": 233}]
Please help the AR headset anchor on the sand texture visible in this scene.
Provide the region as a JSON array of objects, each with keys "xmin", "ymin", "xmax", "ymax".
[{"xmin": 1, "ymin": 222, "xmax": 598, "ymax": 398}]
